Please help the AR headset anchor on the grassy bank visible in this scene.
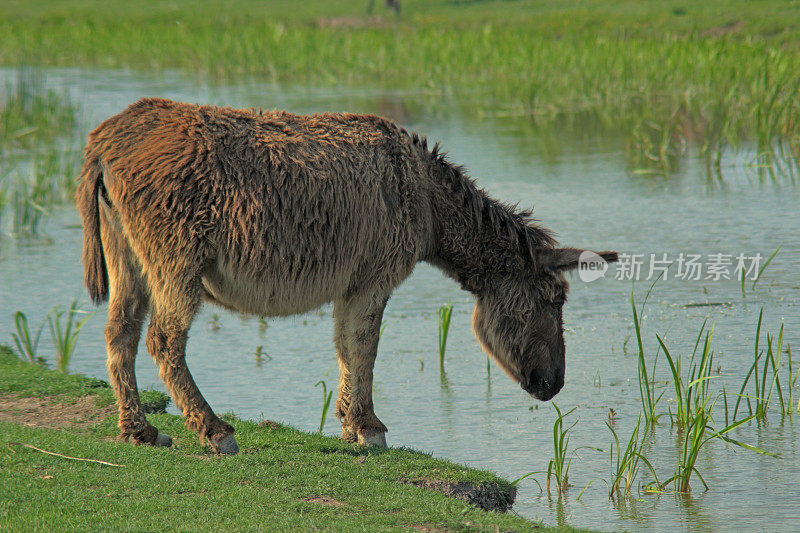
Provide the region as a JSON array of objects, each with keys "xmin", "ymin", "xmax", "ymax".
[
  {"xmin": 0, "ymin": 346, "xmax": 557, "ymax": 532},
  {"xmin": 2, "ymin": 0, "xmax": 799, "ymax": 174}
]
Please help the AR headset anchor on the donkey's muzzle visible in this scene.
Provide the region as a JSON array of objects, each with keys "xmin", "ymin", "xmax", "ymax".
[{"xmin": 522, "ymin": 369, "xmax": 564, "ymax": 401}]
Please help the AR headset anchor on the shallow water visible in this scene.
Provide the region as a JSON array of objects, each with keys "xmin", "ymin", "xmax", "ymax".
[{"xmin": 1, "ymin": 68, "xmax": 799, "ymax": 532}]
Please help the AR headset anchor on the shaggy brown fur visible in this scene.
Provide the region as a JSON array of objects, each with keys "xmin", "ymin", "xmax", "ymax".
[{"xmin": 77, "ymin": 98, "xmax": 616, "ymax": 451}]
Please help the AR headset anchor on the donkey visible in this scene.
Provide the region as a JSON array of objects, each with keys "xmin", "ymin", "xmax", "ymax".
[{"xmin": 77, "ymin": 98, "xmax": 617, "ymax": 454}]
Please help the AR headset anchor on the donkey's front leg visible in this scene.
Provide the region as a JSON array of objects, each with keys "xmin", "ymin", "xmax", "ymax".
[
  {"xmin": 334, "ymin": 297, "xmax": 388, "ymax": 447},
  {"xmin": 147, "ymin": 306, "xmax": 238, "ymax": 455}
]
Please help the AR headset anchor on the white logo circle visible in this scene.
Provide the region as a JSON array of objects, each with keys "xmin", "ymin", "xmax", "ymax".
[{"xmin": 578, "ymin": 251, "xmax": 608, "ymax": 282}]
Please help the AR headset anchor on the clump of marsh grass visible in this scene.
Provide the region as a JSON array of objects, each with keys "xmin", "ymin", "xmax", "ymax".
[
  {"xmin": 437, "ymin": 302, "xmax": 453, "ymax": 370},
  {"xmin": 0, "ymin": 68, "xmax": 76, "ymax": 145},
  {"xmin": 513, "ymin": 404, "xmax": 578, "ymax": 495},
  {"xmin": 252, "ymin": 345, "xmax": 272, "ymax": 364},
  {"xmin": 661, "ymin": 408, "xmax": 774, "ymax": 493},
  {"xmin": 631, "ymin": 284, "xmax": 667, "ymax": 427},
  {"xmin": 627, "ymin": 113, "xmax": 686, "ymax": 177},
  {"xmin": 0, "ymin": 70, "xmax": 79, "ymax": 236},
  {"xmin": 314, "ymin": 379, "xmax": 334, "ymax": 434},
  {"xmin": 48, "ymin": 299, "xmax": 93, "ymax": 372},
  {"xmin": 606, "ymin": 415, "xmax": 660, "ymax": 499},
  {"xmin": 658, "ymin": 322, "xmax": 716, "ymax": 428},
  {"xmin": 10, "ymin": 181, "xmax": 47, "ymax": 236},
  {"xmin": 2, "ymin": 146, "xmax": 81, "ymax": 236},
  {"xmin": 732, "ymin": 310, "xmax": 791, "ymax": 421},
  {"xmin": 651, "ymin": 316, "xmax": 777, "ymax": 492},
  {"xmin": 11, "ymin": 310, "xmax": 47, "ymax": 365}
]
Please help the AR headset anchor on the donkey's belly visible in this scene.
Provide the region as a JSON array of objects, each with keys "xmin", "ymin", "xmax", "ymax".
[{"xmin": 200, "ymin": 261, "xmax": 342, "ymax": 317}]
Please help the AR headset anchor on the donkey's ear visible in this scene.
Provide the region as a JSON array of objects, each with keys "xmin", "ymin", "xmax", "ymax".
[
  {"xmin": 537, "ymin": 248, "xmax": 619, "ymax": 272},
  {"xmin": 596, "ymin": 251, "xmax": 619, "ymax": 263}
]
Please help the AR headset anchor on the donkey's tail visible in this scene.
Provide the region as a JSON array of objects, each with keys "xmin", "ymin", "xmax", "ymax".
[{"xmin": 76, "ymin": 156, "xmax": 109, "ymax": 305}]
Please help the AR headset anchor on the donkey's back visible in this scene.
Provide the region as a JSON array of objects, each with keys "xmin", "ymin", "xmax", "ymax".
[{"xmin": 79, "ymin": 98, "xmax": 430, "ymax": 317}]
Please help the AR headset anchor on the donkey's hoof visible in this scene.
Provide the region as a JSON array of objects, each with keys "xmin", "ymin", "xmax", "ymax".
[
  {"xmin": 155, "ymin": 432, "xmax": 173, "ymax": 447},
  {"xmin": 357, "ymin": 431, "xmax": 387, "ymax": 448},
  {"xmin": 213, "ymin": 434, "xmax": 239, "ymax": 455}
]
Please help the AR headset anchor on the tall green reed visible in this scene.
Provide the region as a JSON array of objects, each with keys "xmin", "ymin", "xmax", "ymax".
[
  {"xmin": 545, "ymin": 404, "xmax": 579, "ymax": 494},
  {"xmin": 606, "ymin": 415, "xmax": 660, "ymax": 499},
  {"xmin": 662, "ymin": 410, "xmax": 774, "ymax": 493},
  {"xmin": 658, "ymin": 322, "xmax": 716, "ymax": 427},
  {"xmin": 786, "ymin": 345, "xmax": 799, "ymax": 416},
  {"xmin": 651, "ymin": 314, "xmax": 778, "ymax": 492},
  {"xmin": 437, "ymin": 302, "xmax": 453, "ymax": 370},
  {"xmin": 732, "ymin": 310, "xmax": 791, "ymax": 420},
  {"xmin": 512, "ymin": 403, "xmax": 578, "ymax": 495},
  {"xmin": 314, "ymin": 380, "xmax": 334, "ymax": 433},
  {"xmin": 751, "ymin": 246, "xmax": 781, "ymax": 292},
  {"xmin": 631, "ymin": 279, "xmax": 668, "ymax": 426},
  {"xmin": 11, "ymin": 310, "xmax": 46, "ymax": 364},
  {"xmin": 47, "ymin": 299, "xmax": 93, "ymax": 372}
]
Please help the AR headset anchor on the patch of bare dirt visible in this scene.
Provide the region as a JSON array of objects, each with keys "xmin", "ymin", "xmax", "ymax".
[
  {"xmin": 299, "ymin": 495, "xmax": 347, "ymax": 507},
  {"xmin": 316, "ymin": 16, "xmax": 391, "ymax": 29},
  {"xmin": 700, "ymin": 20, "xmax": 745, "ymax": 37},
  {"xmin": 0, "ymin": 393, "xmax": 116, "ymax": 430},
  {"xmin": 399, "ymin": 477, "xmax": 516, "ymax": 513}
]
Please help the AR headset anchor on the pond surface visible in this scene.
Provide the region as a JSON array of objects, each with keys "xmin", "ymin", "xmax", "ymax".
[{"xmin": 1, "ymin": 68, "xmax": 799, "ymax": 532}]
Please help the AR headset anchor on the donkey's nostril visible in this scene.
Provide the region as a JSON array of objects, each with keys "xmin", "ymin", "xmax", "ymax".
[{"xmin": 522, "ymin": 370, "xmax": 562, "ymax": 401}]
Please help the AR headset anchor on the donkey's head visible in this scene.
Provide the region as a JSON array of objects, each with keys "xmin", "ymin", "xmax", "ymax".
[{"xmin": 473, "ymin": 248, "xmax": 617, "ymax": 401}]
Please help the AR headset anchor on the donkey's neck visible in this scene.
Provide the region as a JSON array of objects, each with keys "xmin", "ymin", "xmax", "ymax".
[{"xmin": 423, "ymin": 153, "xmax": 554, "ymax": 294}]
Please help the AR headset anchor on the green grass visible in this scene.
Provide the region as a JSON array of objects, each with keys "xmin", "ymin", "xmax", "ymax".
[
  {"xmin": 11, "ymin": 310, "xmax": 46, "ymax": 365},
  {"xmin": 0, "ymin": 346, "xmax": 552, "ymax": 531},
  {"xmin": 0, "ymin": 68, "xmax": 75, "ymax": 146},
  {"xmin": 732, "ymin": 311, "xmax": 795, "ymax": 421},
  {"xmin": 632, "ymin": 288, "xmax": 665, "ymax": 427},
  {"xmin": 606, "ymin": 416, "xmax": 659, "ymax": 499},
  {"xmin": 314, "ymin": 380, "xmax": 334, "ymax": 434},
  {"xmin": 659, "ymin": 322, "xmax": 716, "ymax": 428},
  {"xmin": 437, "ymin": 303, "xmax": 453, "ymax": 371},
  {"xmin": 514, "ymin": 403, "xmax": 578, "ymax": 496},
  {"xmin": 1, "ymin": 1, "xmax": 799, "ymax": 175},
  {"xmin": 1, "ymin": 69, "xmax": 78, "ymax": 235},
  {"xmin": 47, "ymin": 299, "xmax": 94, "ymax": 373}
]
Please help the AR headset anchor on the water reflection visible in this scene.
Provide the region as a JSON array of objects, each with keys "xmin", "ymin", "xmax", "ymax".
[{"xmin": 0, "ymin": 67, "xmax": 798, "ymax": 532}]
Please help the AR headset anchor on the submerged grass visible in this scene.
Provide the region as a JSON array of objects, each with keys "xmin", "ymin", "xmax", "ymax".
[
  {"xmin": 732, "ymin": 310, "xmax": 794, "ymax": 421},
  {"xmin": 437, "ymin": 302, "xmax": 453, "ymax": 371},
  {"xmin": 606, "ymin": 416, "xmax": 659, "ymax": 499},
  {"xmin": 630, "ymin": 287, "xmax": 780, "ymax": 493},
  {"xmin": 0, "ymin": 68, "xmax": 75, "ymax": 146},
  {"xmin": 0, "ymin": 69, "xmax": 79, "ymax": 235},
  {"xmin": 47, "ymin": 299, "xmax": 93, "ymax": 373},
  {"xmin": 658, "ymin": 322, "xmax": 716, "ymax": 428},
  {"xmin": 11, "ymin": 310, "xmax": 46, "ymax": 365},
  {"xmin": 514, "ymin": 404, "xmax": 578, "ymax": 496}
]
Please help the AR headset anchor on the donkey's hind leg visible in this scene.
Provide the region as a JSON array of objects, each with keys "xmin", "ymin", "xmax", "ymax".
[
  {"xmin": 334, "ymin": 296, "xmax": 388, "ymax": 447},
  {"xmin": 101, "ymin": 206, "xmax": 170, "ymax": 447},
  {"xmin": 146, "ymin": 285, "xmax": 238, "ymax": 454}
]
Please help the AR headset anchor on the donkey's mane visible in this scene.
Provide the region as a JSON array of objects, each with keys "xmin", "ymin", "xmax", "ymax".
[{"xmin": 407, "ymin": 131, "xmax": 557, "ymax": 262}]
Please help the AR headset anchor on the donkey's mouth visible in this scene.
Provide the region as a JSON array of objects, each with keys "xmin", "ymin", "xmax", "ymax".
[{"xmin": 522, "ymin": 371, "xmax": 564, "ymax": 401}]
